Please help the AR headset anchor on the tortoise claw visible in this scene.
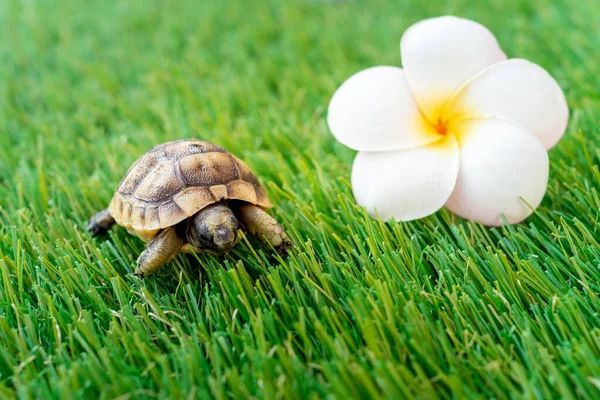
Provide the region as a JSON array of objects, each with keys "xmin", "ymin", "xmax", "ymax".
[{"xmin": 276, "ymin": 239, "xmax": 295, "ymax": 257}]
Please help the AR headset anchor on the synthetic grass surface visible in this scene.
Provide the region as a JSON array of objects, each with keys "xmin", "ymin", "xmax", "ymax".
[{"xmin": 1, "ymin": 0, "xmax": 599, "ymax": 398}]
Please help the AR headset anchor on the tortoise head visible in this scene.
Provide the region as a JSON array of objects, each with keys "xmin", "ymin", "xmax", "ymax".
[{"xmin": 187, "ymin": 203, "xmax": 239, "ymax": 253}]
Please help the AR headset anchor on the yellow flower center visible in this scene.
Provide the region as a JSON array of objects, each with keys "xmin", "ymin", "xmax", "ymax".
[
  {"xmin": 417, "ymin": 108, "xmax": 451, "ymax": 141},
  {"xmin": 415, "ymin": 94, "xmax": 474, "ymax": 145},
  {"xmin": 433, "ymin": 118, "xmax": 448, "ymax": 136}
]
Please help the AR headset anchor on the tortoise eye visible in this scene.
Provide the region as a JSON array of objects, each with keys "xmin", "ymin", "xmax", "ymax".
[{"xmin": 193, "ymin": 230, "xmax": 212, "ymax": 246}]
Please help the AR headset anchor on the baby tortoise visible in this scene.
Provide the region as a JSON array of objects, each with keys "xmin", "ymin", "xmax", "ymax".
[{"xmin": 88, "ymin": 139, "xmax": 293, "ymax": 277}]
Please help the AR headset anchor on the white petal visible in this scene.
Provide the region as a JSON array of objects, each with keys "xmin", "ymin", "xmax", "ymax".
[
  {"xmin": 352, "ymin": 135, "xmax": 459, "ymax": 221},
  {"xmin": 445, "ymin": 118, "xmax": 549, "ymax": 226},
  {"xmin": 327, "ymin": 66, "xmax": 442, "ymax": 152},
  {"xmin": 444, "ymin": 59, "xmax": 569, "ymax": 150},
  {"xmin": 400, "ymin": 16, "xmax": 506, "ymax": 122}
]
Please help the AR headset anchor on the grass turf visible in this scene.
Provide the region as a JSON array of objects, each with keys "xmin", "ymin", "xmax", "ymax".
[{"xmin": 0, "ymin": 0, "xmax": 599, "ymax": 398}]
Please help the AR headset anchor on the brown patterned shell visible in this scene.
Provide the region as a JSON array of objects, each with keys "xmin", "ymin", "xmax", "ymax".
[{"xmin": 109, "ymin": 139, "xmax": 272, "ymax": 239}]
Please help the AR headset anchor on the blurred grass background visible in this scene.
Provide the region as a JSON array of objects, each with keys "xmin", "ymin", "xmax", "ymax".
[{"xmin": 0, "ymin": 0, "xmax": 599, "ymax": 398}]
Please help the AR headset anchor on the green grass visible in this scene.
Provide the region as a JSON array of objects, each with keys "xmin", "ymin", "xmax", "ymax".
[{"xmin": 0, "ymin": 0, "xmax": 599, "ymax": 398}]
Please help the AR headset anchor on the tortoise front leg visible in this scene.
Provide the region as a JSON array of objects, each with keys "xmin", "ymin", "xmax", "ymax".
[
  {"xmin": 236, "ymin": 204, "xmax": 293, "ymax": 254},
  {"xmin": 135, "ymin": 227, "xmax": 184, "ymax": 277},
  {"xmin": 87, "ymin": 209, "xmax": 116, "ymax": 236}
]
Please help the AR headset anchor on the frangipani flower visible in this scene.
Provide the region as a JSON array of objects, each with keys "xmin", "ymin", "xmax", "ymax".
[{"xmin": 327, "ymin": 16, "xmax": 568, "ymax": 226}]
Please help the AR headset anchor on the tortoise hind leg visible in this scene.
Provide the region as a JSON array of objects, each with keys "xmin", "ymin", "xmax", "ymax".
[
  {"xmin": 87, "ymin": 209, "xmax": 116, "ymax": 236},
  {"xmin": 134, "ymin": 227, "xmax": 184, "ymax": 277},
  {"xmin": 236, "ymin": 204, "xmax": 293, "ymax": 255}
]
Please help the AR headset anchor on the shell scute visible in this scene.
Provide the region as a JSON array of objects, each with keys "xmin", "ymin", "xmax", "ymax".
[
  {"xmin": 227, "ymin": 180, "xmax": 258, "ymax": 204},
  {"xmin": 118, "ymin": 152, "xmax": 159, "ymax": 195},
  {"xmin": 158, "ymin": 201, "xmax": 187, "ymax": 229},
  {"xmin": 134, "ymin": 162, "xmax": 184, "ymax": 202},
  {"xmin": 173, "ymin": 187, "xmax": 214, "ymax": 216},
  {"xmin": 179, "ymin": 152, "xmax": 239, "ymax": 187}
]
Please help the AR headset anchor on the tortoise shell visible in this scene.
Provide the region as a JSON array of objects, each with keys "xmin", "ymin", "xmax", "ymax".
[{"xmin": 109, "ymin": 139, "xmax": 272, "ymax": 240}]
